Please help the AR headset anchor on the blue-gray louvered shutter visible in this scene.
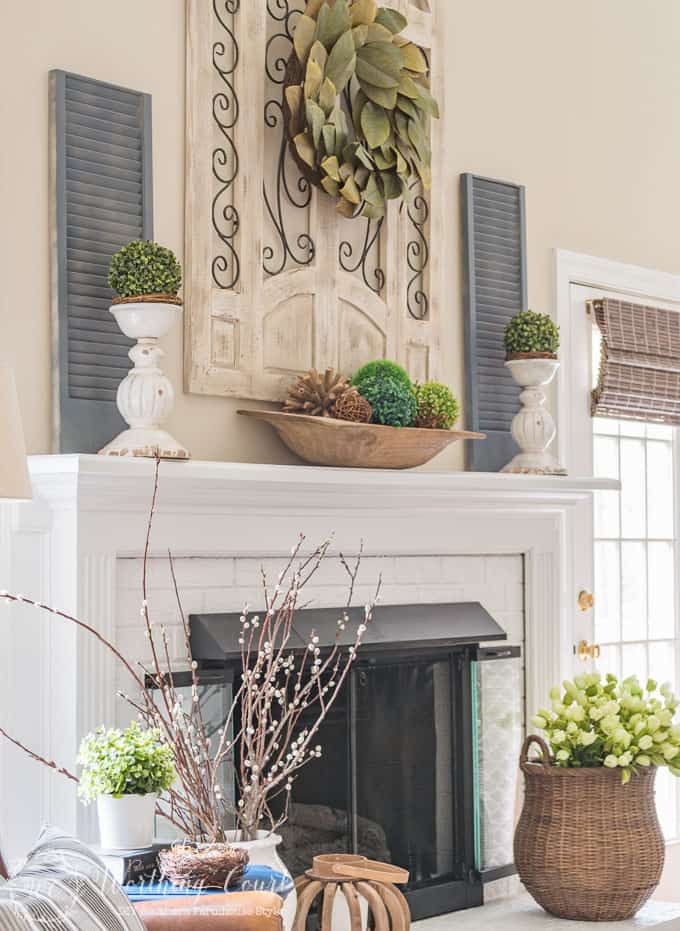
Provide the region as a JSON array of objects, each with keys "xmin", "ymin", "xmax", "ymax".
[
  {"xmin": 50, "ymin": 70, "xmax": 153, "ymax": 453},
  {"xmin": 461, "ymin": 174, "xmax": 527, "ymax": 472}
]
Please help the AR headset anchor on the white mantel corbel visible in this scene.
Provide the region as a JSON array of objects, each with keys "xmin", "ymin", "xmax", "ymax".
[{"xmin": 0, "ymin": 456, "xmax": 617, "ymax": 862}]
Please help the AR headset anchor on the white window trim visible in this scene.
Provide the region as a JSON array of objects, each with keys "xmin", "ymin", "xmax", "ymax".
[{"xmin": 554, "ymin": 249, "xmax": 680, "ymax": 472}]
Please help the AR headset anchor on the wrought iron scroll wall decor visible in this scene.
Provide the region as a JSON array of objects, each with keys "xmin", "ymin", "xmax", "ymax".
[
  {"xmin": 407, "ymin": 185, "xmax": 430, "ymax": 320},
  {"xmin": 339, "ymin": 219, "xmax": 385, "ymax": 295},
  {"xmin": 212, "ymin": 0, "xmax": 241, "ymax": 290},
  {"xmin": 187, "ymin": 0, "xmax": 442, "ymax": 401},
  {"xmin": 210, "ymin": 0, "xmax": 429, "ymax": 306},
  {"xmin": 263, "ymin": 0, "xmax": 315, "ymax": 276}
]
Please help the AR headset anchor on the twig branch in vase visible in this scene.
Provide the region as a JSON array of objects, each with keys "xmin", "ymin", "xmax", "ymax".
[{"xmin": 0, "ymin": 457, "xmax": 381, "ymax": 845}]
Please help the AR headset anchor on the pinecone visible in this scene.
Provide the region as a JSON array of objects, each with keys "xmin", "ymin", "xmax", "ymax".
[
  {"xmin": 283, "ymin": 367, "xmax": 350, "ymax": 417},
  {"xmin": 334, "ymin": 389, "xmax": 373, "ymax": 424}
]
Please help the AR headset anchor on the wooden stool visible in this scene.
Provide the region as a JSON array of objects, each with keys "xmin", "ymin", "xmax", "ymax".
[{"xmin": 293, "ymin": 855, "xmax": 410, "ymax": 931}]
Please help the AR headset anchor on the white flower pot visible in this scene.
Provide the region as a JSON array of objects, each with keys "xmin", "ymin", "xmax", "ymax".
[
  {"xmin": 110, "ymin": 302, "xmax": 182, "ymax": 341},
  {"xmin": 97, "ymin": 793, "xmax": 157, "ymax": 851},
  {"xmin": 98, "ymin": 301, "xmax": 190, "ymax": 460},
  {"xmin": 226, "ymin": 830, "xmax": 297, "ymax": 931},
  {"xmin": 502, "ymin": 357, "xmax": 567, "ymax": 475}
]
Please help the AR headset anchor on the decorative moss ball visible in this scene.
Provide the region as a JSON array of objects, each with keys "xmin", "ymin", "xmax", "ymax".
[
  {"xmin": 504, "ymin": 310, "xmax": 559, "ymax": 356},
  {"xmin": 357, "ymin": 375, "xmax": 417, "ymax": 428},
  {"xmin": 351, "ymin": 360, "xmax": 413, "ymax": 392},
  {"xmin": 415, "ymin": 382, "xmax": 460, "ymax": 430},
  {"xmin": 108, "ymin": 240, "xmax": 182, "ymax": 299}
]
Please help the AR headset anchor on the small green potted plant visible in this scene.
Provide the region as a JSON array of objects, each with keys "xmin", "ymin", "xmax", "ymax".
[
  {"xmin": 501, "ymin": 311, "xmax": 565, "ymax": 474},
  {"xmin": 108, "ymin": 239, "xmax": 183, "ymax": 307},
  {"xmin": 504, "ymin": 309, "xmax": 559, "ymax": 361},
  {"xmin": 78, "ymin": 722, "xmax": 175, "ymax": 851},
  {"xmin": 106, "ymin": 239, "xmax": 183, "ymax": 343}
]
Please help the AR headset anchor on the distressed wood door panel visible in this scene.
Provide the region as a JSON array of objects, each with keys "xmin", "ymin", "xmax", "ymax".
[{"xmin": 185, "ymin": 0, "xmax": 443, "ymax": 401}]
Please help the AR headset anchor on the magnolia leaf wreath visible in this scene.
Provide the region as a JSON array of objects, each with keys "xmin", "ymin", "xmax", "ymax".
[{"xmin": 284, "ymin": 0, "xmax": 439, "ymax": 220}]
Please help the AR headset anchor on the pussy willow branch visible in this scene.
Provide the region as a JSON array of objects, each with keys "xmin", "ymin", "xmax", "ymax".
[
  {"xmin": 235, "ymin": 540, "xmax": 381, "ymax": 839},
  {"xmin": 0, "ymin": 456, "xmax": 382, "ymax": 844},
  {"xmin": 0, "ymin": 726, "xmax": 78, "ymax": 784}
]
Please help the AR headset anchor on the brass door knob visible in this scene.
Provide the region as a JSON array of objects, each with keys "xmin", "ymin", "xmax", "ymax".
[
  {"xmin": 577, "ymin": 640, "xmax": 601, "ymax": 662},
  {"xmin": 578, "ymin": 590, "xmax": 594, "ymax": 612}
]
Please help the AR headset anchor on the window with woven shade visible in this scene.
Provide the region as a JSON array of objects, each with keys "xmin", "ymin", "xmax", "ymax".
[{"xmin": 590, "ymin": 298, "xmax": 680, "ymax": 424}]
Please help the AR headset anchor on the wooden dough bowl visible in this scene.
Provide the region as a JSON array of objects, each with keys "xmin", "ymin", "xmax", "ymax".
[{"xmin": 238, "ymin": 409, "xmax": 485, "ymax": 470}]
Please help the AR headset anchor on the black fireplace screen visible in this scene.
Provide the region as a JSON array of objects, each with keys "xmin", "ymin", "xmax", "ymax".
[{"xmin": 187, "ymin": 606, "xmax": 522, "ymax": 920}]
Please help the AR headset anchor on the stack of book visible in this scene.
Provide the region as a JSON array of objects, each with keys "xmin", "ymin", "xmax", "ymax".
[{"xmin": 95, "ymin": 843, "xmax": 169, "ymax": 885}]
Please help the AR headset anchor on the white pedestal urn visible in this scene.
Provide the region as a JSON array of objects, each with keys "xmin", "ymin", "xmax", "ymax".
[
  {"xmin": 97, "ymin": 793, "xmax": 157, "ymax": 850},
  {"xmin": 99, "ymin": 298, "xmax": 190, "ymax": 460},
  {"xmin": 227, "ymin": 831, "xmax": 297, "ymax": 931},
  {"xmin": 502, "ymin": 356, "xmax": 566, "ymax": 475}
]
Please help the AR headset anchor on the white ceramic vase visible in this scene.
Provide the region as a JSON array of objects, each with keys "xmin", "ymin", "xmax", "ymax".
[
  {"xmin": 98, "ymin": 301, "xmax": 190, "ymax": 460},
  {"xmin": 226, "ymin": 831, "xmax": 296, "ymax": 931},
  {"xmin": 502, "ymin": 357, "xmax": 566, "ymax": 475},
  {"xmin": 97, "ymin": 793, "xmax": 157, "ymax": 851}
]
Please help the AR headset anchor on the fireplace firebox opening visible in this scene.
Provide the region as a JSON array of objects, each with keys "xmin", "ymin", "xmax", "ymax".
[{"xmin": 186, "ymin": 602, "xmax": 522, "ymax": 920}]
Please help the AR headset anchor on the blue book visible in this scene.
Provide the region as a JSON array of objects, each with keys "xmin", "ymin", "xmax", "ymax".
[{"xmin": 125, "ymin": 865, "xmax": 294, "ymax": 903}]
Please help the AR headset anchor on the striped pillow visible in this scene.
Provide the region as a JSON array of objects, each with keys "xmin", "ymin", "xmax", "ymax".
[{"xmin": 0, "ymin": 827, "xmax": 145, "ymax": 930}]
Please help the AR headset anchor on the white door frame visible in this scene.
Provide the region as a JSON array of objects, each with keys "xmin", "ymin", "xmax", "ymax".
[
  {"xmin": 555, "ymin": 249, "xmax": 680, "ymax": 471},
  {"xmin": 554, "ymin": 250, "xmax": 680, "ymax": 662}
]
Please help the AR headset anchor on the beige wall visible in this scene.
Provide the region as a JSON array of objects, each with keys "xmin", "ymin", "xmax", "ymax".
[{"xmin": 3, "ymin": 0, "xmax": 680, "ymax": 465}]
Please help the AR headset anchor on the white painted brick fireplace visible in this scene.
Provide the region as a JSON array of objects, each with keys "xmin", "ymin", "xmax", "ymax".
[
  {"xmin": 0, "ymin": 456, "xmax": 615, "ymax": 867},
  {"xmin": 115, "ymin": 552, "xmax": 525, "ymax": 702}
]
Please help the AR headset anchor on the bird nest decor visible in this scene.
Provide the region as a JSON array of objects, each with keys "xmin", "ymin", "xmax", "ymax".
[
  {"xmin": 158, "ymin": 844, "xmax": 249, "ymax": 890},
  {"xmin": 283, "ymin": 0, "xmax": 439, "ymax": 219}
]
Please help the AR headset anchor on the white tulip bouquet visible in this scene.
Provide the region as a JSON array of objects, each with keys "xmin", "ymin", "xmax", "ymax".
[{"xmin": 531, "ymin": 672, "xmax": 680, "ymax": 784}]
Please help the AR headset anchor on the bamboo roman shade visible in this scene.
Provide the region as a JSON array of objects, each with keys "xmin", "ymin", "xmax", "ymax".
[{"xmin": 591, "ymin": 298, "xmax": 680, "ymax": 424}]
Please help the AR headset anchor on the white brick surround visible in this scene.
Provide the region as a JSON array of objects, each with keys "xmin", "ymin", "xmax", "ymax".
[
  {"xmin": 115, "ymin": 553, "xmax": 525, "ymax": 694},
  {"xmin": 0, "ymin": 456, "xmax": 615, "ymax": 863}
]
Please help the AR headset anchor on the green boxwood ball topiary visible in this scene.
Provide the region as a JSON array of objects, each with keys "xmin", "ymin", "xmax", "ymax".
[
  {"xmin": 504, "ymin": 310, "xmax": 559, "ymax": 356},
  {"xmin": 351, "ymin": 359, "xmax": 413, "ymax": 392},
  {"xmin": 357, "ymin": 374, "xmax": 417, "ymax": 428},
  {"xmin": 108, "ymin": 240, "xmax": 182, "ymax": 300},
  {"xmin": 415, "ymin": 382, "xmax": 460, "ymax": 430}
]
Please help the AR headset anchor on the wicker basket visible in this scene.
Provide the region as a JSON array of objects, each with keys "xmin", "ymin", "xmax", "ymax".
[{"xmin": 514, "ymin": 735, "xmax": 664, "ymax": 921}]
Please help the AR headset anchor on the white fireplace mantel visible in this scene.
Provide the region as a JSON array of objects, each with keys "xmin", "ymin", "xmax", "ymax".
[
  {"xmin": 24, "ymin": 454, "xmax": 616, "ymax": 511},
  {"xmin": 0, "ymin": 455, "xmax": 617, "ymax": 862}
]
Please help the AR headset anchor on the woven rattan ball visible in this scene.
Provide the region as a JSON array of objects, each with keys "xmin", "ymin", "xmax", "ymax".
[
  {"xmin": 158, "ymin": 844, "xmax": 248, "ymax": 890},
  {"xmin": 334, "ymin": 390, "xmax": 372, "ymax": 424}
]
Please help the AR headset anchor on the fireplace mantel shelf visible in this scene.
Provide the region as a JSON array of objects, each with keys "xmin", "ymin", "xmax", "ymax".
[{"xmin": 27, "ymin": 454, "xmax": 619, "ymax": 513}]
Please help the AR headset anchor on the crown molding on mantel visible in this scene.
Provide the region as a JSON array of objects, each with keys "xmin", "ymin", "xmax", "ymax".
[{"xmin": 26, "ymin": 455, "xmax": 618, "ymax": 516}]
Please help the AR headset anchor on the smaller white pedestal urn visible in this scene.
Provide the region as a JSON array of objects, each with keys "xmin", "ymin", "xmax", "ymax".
[
  {"xmin": 99, "ymin": 302, "xmax": 190, "ymax": 460},
  {"xmin": 502, "ymin": 357, "xmax": 566, "ymax": 475}
]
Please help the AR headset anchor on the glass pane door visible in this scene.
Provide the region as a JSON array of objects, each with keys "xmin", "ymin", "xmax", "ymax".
[{"xmin": 593, "ymin": 416, "xmax": 679, "ymax": 839}]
